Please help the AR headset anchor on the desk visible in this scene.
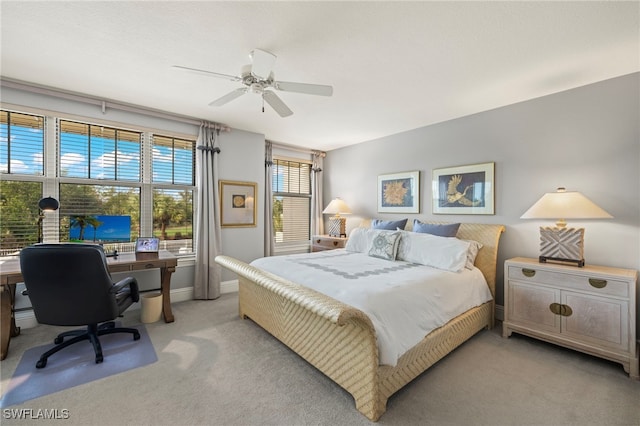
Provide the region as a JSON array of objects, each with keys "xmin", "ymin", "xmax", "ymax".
[{"xmin": 0, "ymin": 250, "xmax": 178, "ymax": 360}]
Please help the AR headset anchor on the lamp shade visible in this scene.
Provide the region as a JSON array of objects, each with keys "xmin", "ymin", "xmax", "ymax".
[
  {"xmin": 322, "ymin": 198, "xmax": 352, "ymax": 216},
  {"xmin": 38, "ymin": 196, "xmax": 59, "ymax": 211},
  {"xmin": 521, "ymin": 187, "xmax": 611, "ymax": 227}
]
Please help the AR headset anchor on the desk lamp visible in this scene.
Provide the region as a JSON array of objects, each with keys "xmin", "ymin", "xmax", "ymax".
[
  {"xmin": 37, "ymin": 196, "xmax": 59, "ymax": 243},
  {"xmin": 521, "ymin": 187, "xmax": 612, "ymax": 267}
]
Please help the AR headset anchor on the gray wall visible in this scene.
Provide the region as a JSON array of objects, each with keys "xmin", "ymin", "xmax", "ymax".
[{"xmin": 323, "ymin": 73, "xmax": 640, "ymax": 318}]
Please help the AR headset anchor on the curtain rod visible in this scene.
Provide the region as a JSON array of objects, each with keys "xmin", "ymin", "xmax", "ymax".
[
  {"xmin": 269, "ymin": 140, "xmax": 325, "ymax": 156},
  {"xmin": 1, "ymin": 78, "xmax": 230, "ymax": 131}
]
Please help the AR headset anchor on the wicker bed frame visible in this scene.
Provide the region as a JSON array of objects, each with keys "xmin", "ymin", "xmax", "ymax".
[{"xmin": 215, "ymin": 222, "xmax": 505, "ymax": 421}]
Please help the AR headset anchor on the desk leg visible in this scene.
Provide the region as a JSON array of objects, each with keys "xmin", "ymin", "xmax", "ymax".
[
  {"xmin": 1, "ymin": 284, "xmax": 20, "ymax": 360},
  {"xmin": 160, "ymin": 266, "xmax": 176, "ymax": 323}
]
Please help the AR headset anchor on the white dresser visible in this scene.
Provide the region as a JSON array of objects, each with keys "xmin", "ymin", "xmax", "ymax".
[{"xmin": 503, "ymin": 257, "xmax": 638, "ymax": 379}]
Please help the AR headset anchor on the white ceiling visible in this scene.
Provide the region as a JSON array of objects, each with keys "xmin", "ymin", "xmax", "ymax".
[{"xmin": 1, "ymin": 1, "xmax": 638, "ymax": 151}]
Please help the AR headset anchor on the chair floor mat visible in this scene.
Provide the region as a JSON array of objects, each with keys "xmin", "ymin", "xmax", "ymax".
[{"xmin": 0, "ymin": 324, "xmax": 157, "ymax": 408}]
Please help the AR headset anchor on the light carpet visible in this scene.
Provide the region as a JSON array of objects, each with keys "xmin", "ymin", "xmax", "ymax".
[
  {"xmin": 1, "ymin": 294, "xmax": 638, "ymax": 425},
  {"xmin": 0, "ymin": 324, "xmax": 156, "ymax": 408}
]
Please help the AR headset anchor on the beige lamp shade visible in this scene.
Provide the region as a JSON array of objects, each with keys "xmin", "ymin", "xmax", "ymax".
[
  {"xmin": 521, "ymin": 187, "xmax": 612, "ymax": 267},
  {"xmin": 520, "ymin": 187, "xmax": 612, "ymax": 228},
  {"xmin": 322, "ymin": 198, "xmax": 352, "ymax": 217},
  {"xmin": 323, "ymin": 198, "xmax": 351, "ymax": 237}
]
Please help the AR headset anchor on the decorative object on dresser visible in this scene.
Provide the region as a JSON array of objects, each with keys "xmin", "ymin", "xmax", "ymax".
[
  {"xmin": 377, "ymin": 171, "xmax": 420, "ymax": 213},
  {"xmin": 432, "ymin": 162, "xmax": 495, "ymax": 215},
  {"xmin": 311, "ymin": 235, "xmax": 348, "ymax": 252},
  {"xmin": 503, "ymin": 257, "xmax": 638, "ymax": 379},
  {"xmin": 520, "ymin": 187, "xmax": 612, "ymax": 267},
  {"xmin": 322, "ymin": 197, "xmax": 351, "ymax": 237}
]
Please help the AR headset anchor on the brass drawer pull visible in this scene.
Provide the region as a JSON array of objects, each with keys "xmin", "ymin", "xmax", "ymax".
[
  {"xmin": 522, "ymin": 268, "xmax": 536, "ymax": 278},
  {"xmin": 561, "ymin": 305, "xmax": 573, "ymax": 317},
  {"xmin": 316, "ymin": 239, "xmax": 321, "ymax": 244},
  {"xmin": 588, "ymin": 278, "xmax": 607, "ymax": 289},
  {"xmin": 333, "ymin": 241, "xmax": 338, "ymax": 246},
  {"xmin": 549, "ymin": 303, "xmax": 573, "ymax": 316}
]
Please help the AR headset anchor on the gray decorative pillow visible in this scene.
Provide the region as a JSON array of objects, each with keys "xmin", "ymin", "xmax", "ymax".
[{"xmin": 367, "ymin": 231, "xmax": 401, "ymax": 261}]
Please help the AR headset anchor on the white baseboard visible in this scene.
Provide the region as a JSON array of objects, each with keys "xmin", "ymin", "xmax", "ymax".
[{"xmin": 15, "ymin": 282, "xmax": 239, "ymax": 330}]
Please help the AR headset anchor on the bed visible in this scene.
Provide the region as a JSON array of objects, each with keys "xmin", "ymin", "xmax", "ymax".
[{"xmin": 215, "ymin": 221, "xmax": 505, "ymax": 421}]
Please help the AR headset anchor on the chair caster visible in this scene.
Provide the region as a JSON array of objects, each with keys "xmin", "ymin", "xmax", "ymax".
[
  {"xmin": 95, "ymin": 354, "xmax": 103, "ymax": 364},
  {"xmin": 36, "ymin": 358, "xmax": 47, "ymax": 369},
  {"xmin": 54, "ymin": 336, "xmax": 64, "ymax": 344},
  {"xmin": 133, "ymin": 331, "xmax": 141, "ymax": 341}
]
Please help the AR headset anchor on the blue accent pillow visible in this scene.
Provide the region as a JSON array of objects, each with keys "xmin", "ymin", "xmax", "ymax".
[
  {"xmin": 371, "ymin": 218, "xmax": 408, "ymax": 231},
  {"xmin": 413, "ymin": 220, "xmax": 460, "ymax": 237}
]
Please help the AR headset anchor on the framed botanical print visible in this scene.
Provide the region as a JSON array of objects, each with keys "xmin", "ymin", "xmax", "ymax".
[
  {"xmin": 377, "ymin": 171, "xmax": 420, "ymax": 213},
  {"xmin": 219, "ymin": 180, "xmax": 257, "ymax": 227},
  {"xmin": 432, "ymin": 162, "xmax": 494, "ymax": 214}
]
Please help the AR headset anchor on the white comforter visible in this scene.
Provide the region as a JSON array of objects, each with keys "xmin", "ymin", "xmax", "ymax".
[{"xmin": 251, "ymin": 249, "xmax": 492, "ymax": 366}]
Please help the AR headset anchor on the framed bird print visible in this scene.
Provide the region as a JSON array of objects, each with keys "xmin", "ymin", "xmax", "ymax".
[{"xmin": 432, "ymin": 162, "xmax": 495, "ymax": 215}]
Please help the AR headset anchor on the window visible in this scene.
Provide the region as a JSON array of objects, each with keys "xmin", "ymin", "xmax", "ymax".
[
  {"xmin": 59, "ymin": 120, "xmax": 140, "ymax": 180},
  {"xmin": 0, "ymin": 109, "xmax": 196, "ymax": 256},
  {"xmin": 272, "ymin": 158, "xmax": 312, "ymax": 246}
]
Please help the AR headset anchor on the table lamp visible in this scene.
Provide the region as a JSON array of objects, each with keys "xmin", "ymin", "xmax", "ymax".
[
  {"xmin": 37, "ymin": 196, "xmax": 59, "ymax": 243},
  {"xmin": 520, "ymin": 187, "xmax": 612, "ymax": 267},
  {"xmin": 322, "ymin": 198, "xmax": 351, "ymax": 237}
]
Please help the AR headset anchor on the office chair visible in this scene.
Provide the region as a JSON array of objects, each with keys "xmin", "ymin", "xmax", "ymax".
[{"xmin": 20, "ymin": 243, "xmax": 141, "ymax": 368}]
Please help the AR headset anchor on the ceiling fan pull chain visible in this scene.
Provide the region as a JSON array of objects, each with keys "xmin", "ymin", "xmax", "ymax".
[{"xmin": 262, "ymin": 96, "xmax": 265, "ymax": 113}]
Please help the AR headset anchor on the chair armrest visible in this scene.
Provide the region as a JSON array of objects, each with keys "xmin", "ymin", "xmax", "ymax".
[{"xmin": 111, "ymin": 276, "xmax": 140, "ymax": 303}]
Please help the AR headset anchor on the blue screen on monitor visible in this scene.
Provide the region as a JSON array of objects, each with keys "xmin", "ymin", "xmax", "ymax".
[{"xmin": 68, "ymin": 215, "xmax": 131, "ymax": 242}]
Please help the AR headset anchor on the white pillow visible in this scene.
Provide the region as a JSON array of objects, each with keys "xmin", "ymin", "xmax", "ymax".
[
  {"xmin": 345, "ymin": 227, "xmax": 368, "ymax": 252},
  {"xmin": 463, "ymin": 239, "xmax": 483, "ymax": 270},
  {"xmin": 396, "ymin": 230, "xmax": 470, "ymax": 272}
]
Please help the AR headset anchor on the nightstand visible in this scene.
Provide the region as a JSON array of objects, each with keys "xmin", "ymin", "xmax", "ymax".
[
  {"xmin": 503, "ymin": 257, "xmax": 638, "ymax": 379},
  {"xmin": 311, "ymin": 235, "xmax": 348, "ymax": 252}
]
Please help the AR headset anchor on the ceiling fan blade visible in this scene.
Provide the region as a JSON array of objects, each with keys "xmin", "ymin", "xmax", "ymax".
[
  {"xmin": 263, "ymin": 91, "xmax": 293, "ymax": 117},
  {"xmin": 209, "ymin": 88, "xmax": 248, "ymax": 107},
  {"xmin": 250, "ymin": 49, "xmax": 277, "ymax": 80},
  {"xmin": 274, "ymin": 81, "xmax": 333, "ymax": 96},
  {"xmin": 171, "ymin": 65, "xmax": 240, "ymax": 82}
]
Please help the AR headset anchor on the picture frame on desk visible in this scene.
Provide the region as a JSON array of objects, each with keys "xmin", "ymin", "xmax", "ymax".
[{"xmin": 135, "ymin": 237, "xmax": 159, "ymax": 260}]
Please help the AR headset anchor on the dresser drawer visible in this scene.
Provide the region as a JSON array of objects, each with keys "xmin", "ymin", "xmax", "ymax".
[
  {"xmin": 312, "ymin": 235, "xmax": 347, "ymax": 252},
  {"xmin": 508, "ymin": 265, "xmax": 629, "ymax": 298}
]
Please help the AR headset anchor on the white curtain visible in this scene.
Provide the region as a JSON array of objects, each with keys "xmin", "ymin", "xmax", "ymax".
[
  {"xmin": 310, "ymin": 151, "xmax": 325, "ymax": 236},
  {"xmin": 264, "ymin": 141, "xmax": 275, "ymax": 257},
  {"xmin": 194, "ymin": 123, "xmax": 222, "ymax": 300}
]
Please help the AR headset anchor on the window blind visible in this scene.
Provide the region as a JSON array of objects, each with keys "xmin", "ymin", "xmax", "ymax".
[{"xmin": 272, "ymin": 158, "xmax": 311, "ymax": 245}]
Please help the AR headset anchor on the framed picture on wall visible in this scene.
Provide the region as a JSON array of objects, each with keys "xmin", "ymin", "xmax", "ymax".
[
  {"xmin": 432, "ymin": 162, "xmax": 495, "ymax": 215},
  {"xmin": 377, "ymin": 171, "xmax": 420, "ymax": 213},
  {"xmin": 219, "ymin": 180, "xmax": 257, "ymax": 227}
]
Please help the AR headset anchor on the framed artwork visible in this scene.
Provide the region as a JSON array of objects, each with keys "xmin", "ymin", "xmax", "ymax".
[
  {"xmin": 432, "ymin": 162, "xmax": 495, "ymax": 215},
  {"xmin": 220, "ymin": 180, "xmax": 257, "ymax": 227},
  {"xmin": 377, "ymin": 171, "xmax": 420, "ymax": 213},
  {"xmin": 136, "ymin": 237, "xmax": 159, "ymax": 253}
]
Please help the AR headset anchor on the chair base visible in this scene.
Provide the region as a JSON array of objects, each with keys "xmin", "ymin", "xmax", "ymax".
[{"xmin": 36, "ymin": 321, "xmax": 140, "ymax": 369}]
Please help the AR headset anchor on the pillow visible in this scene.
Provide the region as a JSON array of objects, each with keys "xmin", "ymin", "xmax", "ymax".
[
  {"xmin": 367, "ymin": 231, "xmax": 401, "ymax": 261},
  {"xmin": 413, "ymin": 220, "xmax": 460, "ymax": 237},
  {"xmin": 463, "ymin": 239, "xmax": 483, "ymax": 270},
  {"xmin": 345, "ymin": 227, "xmax": 368, "ymax": 253},
  {"xmin": 396, "ymin": 230, "xmax": 470, "ymax": 272},
  {"xmin": 371, "ymin": 218, "xmax": 408, "ymax": 230}
]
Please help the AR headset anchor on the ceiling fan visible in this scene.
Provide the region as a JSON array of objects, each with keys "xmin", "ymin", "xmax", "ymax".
[{"xmin": 172, "ymin": 49, "xmax": 333, "ymax": 117}]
